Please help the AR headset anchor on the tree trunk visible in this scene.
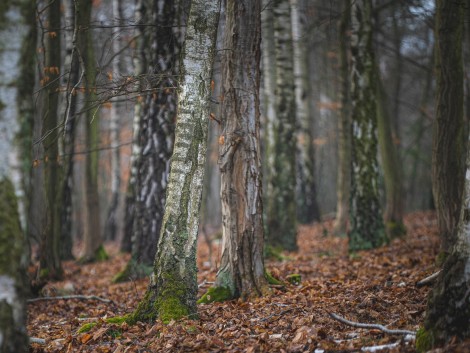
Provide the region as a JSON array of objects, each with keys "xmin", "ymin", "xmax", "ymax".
[
  {"xmin": 348, "ymin": 0, "xmax": 387, "ymax": 251},
  {"xmin": 40, "ymin": 0, "xmax": 63, "ymax": 279},
  {"xmin": 431, "ymin": 0, "xmax": 465, "ymax": 257},
  {"xmin": 0, "ymin": 4, "xmax": 30, "ymax": 351},
  {"xmin": 205, "ymin": 0, "xmax": 268, "ymax": 301},
  {"xmin": 290, "ymin": 0, "xmax": 320, "ymax": 224},
  {"xmin": 104, "ymin": 0, "xmax": 123, "ymax": 242},
  {"xmin": 333, "ymin": 0, "xmax": 351, "ymax": 236},
  {"xmin": 78, "ymin": 0, "xmax": 106, "ymax": 262},
  {"xmin": 115, "ymin": 0, "xmax": 182, "ymax": 282},
  {"xmin": 376, "ymin": 66, "xmax": 406, "ymax": 238},
  {"xmin": 129, "ymin": 0, "xmax": 220, "ymax": 323},
  {"xmin": 265, "ymin": 0, "xmax": 297, "ymax": 251}
]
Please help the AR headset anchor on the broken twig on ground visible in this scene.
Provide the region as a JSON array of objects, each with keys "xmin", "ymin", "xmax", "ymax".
[
  {"xmin": 328, "ymin": 312, "xmax": 416, "ymax": 336},
  {"xmin": 416, "ymin": 270, "xmax": 441, "ymax": 287},
  {"xmin": 27, "ymin": 295, "xmax": 112, "ymax": 304}
]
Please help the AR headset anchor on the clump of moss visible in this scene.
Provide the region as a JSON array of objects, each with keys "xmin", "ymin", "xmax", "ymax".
[
  {"xmin": 265, "ymin": 271, "xmax": 284, "ymax": 286},
  {"xmin": 286, "ymin": 274, "xmax": 301, "ymax": 285},
  {"xmin": 106, "ymin": 315, "xmax": 130, "ymax": 324},
  {"xmin": 264, "ymin": 245, "xmax": 285, "ymax": 261},
  {"xmin": 197, "ymin": 287, "xmax": 232, "ymax": 304},
  {"xmin": 77, "ymin": 322, "xmax": 97, "ymax": 334},
  {"xmin": 416, "ymin": 327, "xmax": 434, "ymax": 352},
  {"xmin": 95, "ymin": 245, "xmax": 109, "ymax": 261},
  {"xmin": 386, "ymin": 221, "xmax": 406, "ymax": 239}
]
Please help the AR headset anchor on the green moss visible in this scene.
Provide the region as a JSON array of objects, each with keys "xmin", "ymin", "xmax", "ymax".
[
  {"xmin": 158, "ymin": 294, "xmax": 190, "ymax": 323},
  {"xmin": 39, "ymin": 268, "xmax": 50, "ymax": 280},
  {"xmin": 95, "ymin": 245, "xmax": 109, "ymax": 261},
  {"xmin": 435, "ymin": 251, "xmax": 448, "ymax": 267},
  {"xmin": 386, "ymin": 221, "xmax": 406, "ymax": 239},
  {"xmin": 265, "ymin": 271, "xmax": 284, "ymax": 286},
  {"xmin": 77, "ymin": 322, "xmax": 97, "ymax": 334},
  {"xmin": 107, "ymin": 328, "xmax": 122, "ymax": 339},
  {"xmin": 286, "ymin": 274, "xmax": 301, "ymax": 285},
  {"xmin": 416, "ymin": 327, "xmax": 434, "ymax": 352},
  {"xmin": 197, "ymin": 286, "xmax": 232, "ymax": 304},
  {"xmin": 105, "ymin": 315, "xmax": 130, "ymax": 324},
  {"xmin": 264, "ymin": 245, "xmax": 285, "ymax": 261}
]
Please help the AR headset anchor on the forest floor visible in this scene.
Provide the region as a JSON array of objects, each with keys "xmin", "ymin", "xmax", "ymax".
[{"xmin": 28, "ymin": 211, "xmax": 470, "ymax": 353}]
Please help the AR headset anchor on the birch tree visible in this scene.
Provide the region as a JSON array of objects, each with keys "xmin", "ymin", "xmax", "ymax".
[
  {"xmin": 431, "ymin": 0, "xmax": 465, "ymax": 258},
  {"xmin": 114, "ymin": 0, "xmax": 183, "ymax": 282},
  {"xmin": 348, "ymin": 0, "xmax": 387, "ymax": 251},
  {"xmin": 265, "ymin": 0, "xmax": 298, "ymax": 251},
  {"xmin": 0, "ymin": 3, "xmax": 30, "ymax": 351},
  {"xmin": 127, "ymin": 0, "xmax": 220, "ymax": 323},
  {"xmin": 199, "ymin": 0, "xmax": 268, "ymax": 303}
]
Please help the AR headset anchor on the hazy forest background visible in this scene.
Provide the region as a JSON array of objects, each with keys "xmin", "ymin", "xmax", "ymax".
[{"xmin": 1, "ymin": 0, "xmax": 469, "ymax": 352}]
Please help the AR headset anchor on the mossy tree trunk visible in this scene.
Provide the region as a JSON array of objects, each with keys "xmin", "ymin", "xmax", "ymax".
[
  {"xmin": 0, "ymin": 3, "xmax": 30, "ymax": 351},
  {"xmin": 40, "ymin": 0, "xmax": 63, "ymax": 279},
  {"xmin": 431, "ymin": 0, "xmax": 465, "ymax": 256},
  {"xmin": 213, "ymin": 0, "xmax": 268, "ymax": 300},
  {"xmin": 265, "ymin": 0, "xmax": 297, "ymax": 251},
  {"xmin": 419, "ymin": 131, "xmax": 470, "ymax": 351},
  {"xmin": 129, "ymin": 0, "xmax": 220, "ymax": 323},
  {"xmin": 333, "ymin": 0, "xmax": 351, "ymax": 236},
  {"xmin": 290, "ymin": 0, "xmax": 320, "ymax": 224},
  {"xmin": 348, "ymin": 0, "xmax": 387, "ymax": 252},
  {"xmin": 116, "ymin": 0, "xmax": 182, "ymax": 282},
  {"xmin": 77, "ymin": 0, "xmax": 105, "ymax": 262},
  {"xmin": 375, "ymin": 65, "xmax": 406, "ymax": 239}
]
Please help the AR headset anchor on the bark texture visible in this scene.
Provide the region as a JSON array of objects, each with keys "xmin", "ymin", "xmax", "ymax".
[
  {"xmin": 265, "ymin": 0, "xmax": 297, "ymax": 251},
  {"xmin": 214, "ymin": 0, "xmax": 268, "ymax": 300},
  {"xmin": 129, "ymin": 0, "xmax": 219, "ymax": 323},
  {"xmin": 431, "ymin": 0, "xmax": 465, "ymax": 256},
  {"xmin": 348, "ymin": 0, "xmax": 387, "ymax": 251},
  {"xmin": 333, "ymin": 0, "xmax": 351, "ymax": 236},
  {"xmin": 40, "ymin": 0, "xmax": 63, "ymax": 278}
]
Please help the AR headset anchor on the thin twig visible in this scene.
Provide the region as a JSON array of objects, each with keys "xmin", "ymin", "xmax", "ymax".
[
  {"xmin": 29, "ymin": 337, "xmax": 46, "ymax": 344},
  {"xmin": 329, "ymin": 312, "xmax": 416, "ymax": 336},
  {"xmin": 27, "ymin": 295, "xmax": 112, "ymax": 304},
  {"xmin": 416, "ymin": 270, "xmax": 441, "ymax": 287}
]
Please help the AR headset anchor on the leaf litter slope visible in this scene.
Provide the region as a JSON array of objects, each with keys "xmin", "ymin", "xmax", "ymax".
[{"xmin": 28, "ymin": 211, "xmax": 469, "ymax": 352}]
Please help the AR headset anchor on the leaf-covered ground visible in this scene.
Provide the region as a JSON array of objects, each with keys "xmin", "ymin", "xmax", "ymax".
[{"xmin": 28, "ymin": 211, "xmax": 470, "ymax": 352}]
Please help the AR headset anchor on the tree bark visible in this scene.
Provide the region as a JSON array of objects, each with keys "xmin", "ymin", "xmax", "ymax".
[
  {"xmin": 348, "ymin": 0, "xmax": 387, "ymax": 251},
  {"xmin": 431, "ymin": 0, "xmax": 465, "ymax": 257},
  {"xmin": 210, "ymin": 0, "xmax": 268, "ymax": 301},
  {"xmin": 333, "ymin": 0, "xmax": 351, "ymax": 236},
  {"xmin": 77, "ymin": 0, "xmax": 105, "ymax": 262},
  {"xmin": 265, "ymin": 0, "xmax": 298, "ymax": 251},
  {"xmin": 40, "ymin": 0, "xmax": 63, "ymax": 278},
  {"xmin": 129, "ymin": 0, "xmax": 220, "ymax": 323}
]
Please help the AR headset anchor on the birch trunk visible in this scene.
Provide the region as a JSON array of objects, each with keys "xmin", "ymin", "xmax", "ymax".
[
  {"xmin": 78, "ymin": 0, "xmax": 106, "ymax": 262},
  {"xmin": 348, "ymin": 0, "xmax": 387, "ymax": 251},
  {"xmin": 333, "ymin": 0, "xmax": 351, "ymax": 236},
  {"xmin": 104, "ymin": 0, "xmax": 123, "ymax": 242},
  {"xmin": 129, "ymin": 0, "xmax": 220, "ymax": 323},
  {"xmin": 290, "ymin": 0, "xmax": 320, "ymax": 224},
  {"xmin": 265, "ymin": 0, "xmax": 297, "ymax": 251},
  {"xmin": 0, "ymin": 4, "xmax": 30, "ymax": 351},
  {"xmin": 115, "ymin": 0, "xmax": 182, "ymax": 282},
  {"xmin": 204, "ymin": 0, "xmax": 267, "ymax": 301},
  {"xmin": 431, "ymin": 0, "xmax": 465, "ymax": 257},
  {"xmin": 40, "ymin": 0, "xmax": 63, "ymax": 278}
]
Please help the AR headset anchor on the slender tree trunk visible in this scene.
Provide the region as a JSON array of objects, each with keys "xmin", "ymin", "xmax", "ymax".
[
  {"xmin": 431, "ymin": 0, "xmax": 465, "ymax": 257},
  {"xmin": 265, "ymin": 0, "xmax": 297, "ymax": 251},
  {"xmin": 77, "ymin": 0, "xmax": 106, "ymax": 262},
  {"xmin": 129, "ymin": 0, "xmax": 220, "ymax": 323},
  {"xmin": 115, "ymin": 0, "xmax": 182, "ymax": 282},
  {"xmin": 348, "ymin": 0, "xmax": 387, "ymax": 251},
  {"xmin": 290, "ymin": 0, "xmax": 320, "ymax": 224},
  {"xmin": 40, "ymin": 0, "xmax": 63, "ymax": 279},
  {"xmin": 0, "ymin": 4, "xmax": 30, "ymax": 351},
  {"xmin": 376, "ymin": 66, "xmax": 406, "ymax": 238},
  {"xmin": 104, "ymin": 0, "xmax": 123, "ymax": 242},
  {"xmin": 333, "ymin": 0, "xmax": 351, "ymax": 236},
  {"xmin": 60, "ymin": 0, "xmax": 80, "ymax": 260},
  {"xmin": 204, "ymin": 0, "xmax": 268, "ymax": 302}
]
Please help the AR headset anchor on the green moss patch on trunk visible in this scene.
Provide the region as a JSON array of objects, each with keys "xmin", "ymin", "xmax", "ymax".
[{"xmin": 197, "ymin": 287, "xmax": 232, "ymax": 304}]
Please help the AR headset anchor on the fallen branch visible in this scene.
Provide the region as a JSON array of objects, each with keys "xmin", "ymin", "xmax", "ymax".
[
  {"xmin": 27, "ymin": 295, "xmax": 112, "ymax": 304},
  {"xmin": 361, "ymin": 342, "xmax": 399, "ymax": 352},
  {"xmin": 416, "ymin": 270, "xmax": 441, "ymax": 287},
  {"xmin": 30, "ymin": 337, "xmax": 46, "ymax": 345},
  {"xmin": 329, "ymin": 312, "xmax": 416, "ymax": 336}
]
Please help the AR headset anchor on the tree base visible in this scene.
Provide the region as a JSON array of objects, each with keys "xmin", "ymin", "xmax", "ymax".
[
  {"xmin": 78, "ymin": 245, "xmax": 109, "ymax": 264},
  {"xmin": 197, "ymin": 287, "xmax": 232, "ymax": 304},
  {"xmin": 112, "ymin": 259, "xmax": 152, "ymax": 283}
]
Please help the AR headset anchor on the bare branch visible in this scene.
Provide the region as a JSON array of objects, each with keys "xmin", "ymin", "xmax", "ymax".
[
  {"xmin": 416, "ymin": 270, "xmax": 441, "ymax": 287},
  {"xmin": 27, "ymin": 295, "xmax": 112, "ymax": 304}
]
